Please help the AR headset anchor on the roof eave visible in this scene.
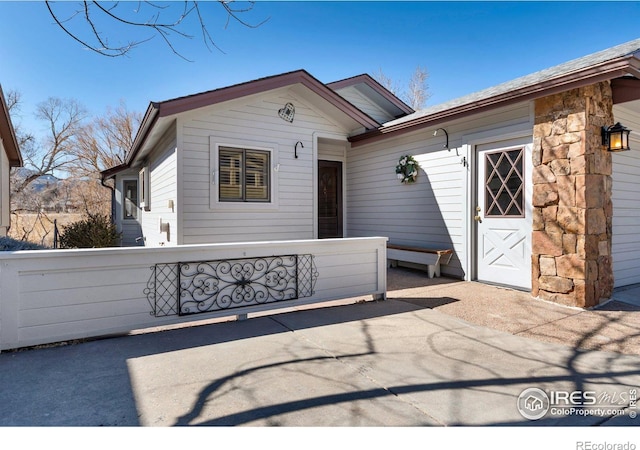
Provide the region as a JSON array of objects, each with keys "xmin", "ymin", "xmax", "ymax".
[
  {"xmin": 350, "ymin": 55, "xmax": 640, "ymax": 147},
  {"xmin": 328, "ymin": 74, "xmax": 415, "ymax": 115},
  {"xmin": 100, "ymin": 162, "xmax": 130, "ymax": 181},
  {"xmin": 100, "ymin": 102, "xmax": 159, "ymax": 179},
  {"xmin": 119, "ymin": 70, "xmax": 381, "ymax": 170},
  {"xmin": 156, "ymin": 70, "xmax": 380, "ymax": 129},
  {"xmin": 125, "ymin": 102, "xmax": 160, "ymax": 166},
  {"xmin": 0, "ymin": 85, "xmax": 22, "ymax": 167}
]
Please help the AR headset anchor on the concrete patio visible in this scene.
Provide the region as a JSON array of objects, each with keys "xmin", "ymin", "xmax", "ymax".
[{"xmin": 0, "ymin": 267, "xmax": 638, "ymax": 426}]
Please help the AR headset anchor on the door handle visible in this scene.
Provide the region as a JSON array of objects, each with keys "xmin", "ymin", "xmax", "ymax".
[{"xmin": 474, "ymin": 215, "xmax": 482, "ymax": 223}]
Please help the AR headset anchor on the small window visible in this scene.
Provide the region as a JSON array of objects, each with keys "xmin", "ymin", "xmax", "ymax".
[
  {"xmin": 484, "ymin": 148, "xmax": 524, "ymax": 217},
  {"xmin": 139, "ymin": 165, "xmax": 150, "ymax": 211},
  {"xmin": 123, "ymin": 180, "xmax": 138, "ymax": 220},
  {"xmin": 219, "ymin": 147, "xmax": 270, "ymax": 202}
]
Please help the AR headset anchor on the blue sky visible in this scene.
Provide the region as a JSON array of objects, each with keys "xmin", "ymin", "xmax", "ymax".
[{"xmin": 2, "ymin": 1, "xmax": 640, "ymax": 138}]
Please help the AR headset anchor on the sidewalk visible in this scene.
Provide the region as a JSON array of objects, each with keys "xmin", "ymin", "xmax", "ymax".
[{"xmin": 0, "ymin": 267, "xmax": 638, "ymax": 426}]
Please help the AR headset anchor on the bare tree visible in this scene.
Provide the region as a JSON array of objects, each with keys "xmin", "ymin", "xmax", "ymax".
[
  {"xmin": 45, "ymin": 1, "xmax": 269, "ymax": 60},
  {"xmin": 69, "ymin": 101, "xmax": 142, "ymax": 216},
  {"xmin": 375, "ymin": 65, "xmax": 432, "ymax": 110},
  {"xmin": 11, "ymin": 97, "xmax": 87, "ymax": 195},
  {"xmin": 4, "ymin": 90, "xmax": 35, "ymax": 151},
  {"xmin": 9, "ymin": 95, "xmax": 87, "ymax": 245},
  {"xmin": 72, "ymin": 100, "xmax": 141, "ymax": 176},
  {"xmin": 406, "ymin": 65, "xmax": 431, "ymax": 111},
  {"xmin": 7, "ymin": 93, "xmax": 140, "ymax": 242},
  {"xmin": 374, "ymin": 68, "xmax": 402, "ymax": 98}
]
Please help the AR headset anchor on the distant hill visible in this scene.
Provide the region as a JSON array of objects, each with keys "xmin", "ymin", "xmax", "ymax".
[
  {"xmin": 30, "ymin": 174, "xmax": 60, "ymax": 192},
  {"xmin": 12, "ymin": 168, "xmax": 62, "ymax": 192}
]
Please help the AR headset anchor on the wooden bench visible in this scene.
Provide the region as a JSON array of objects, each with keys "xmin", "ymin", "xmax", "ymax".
[{"xmin": 387, "ymin": 244, "xmax": 453, "ymax": 278}]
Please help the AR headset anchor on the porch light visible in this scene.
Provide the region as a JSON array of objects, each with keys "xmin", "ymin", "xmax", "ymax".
[{"xmin": 602, "ymin": 122, "xmax": 631, "ymax": 152}]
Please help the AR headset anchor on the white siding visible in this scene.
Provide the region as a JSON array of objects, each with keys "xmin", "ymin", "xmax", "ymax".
[
  {"xmin": 318, "ymin": 139, "xmax": 346, "ymax": 160},
  {"xmin": 612, "ymin": 104, "xmax": 640, "ymax": 287},
  {"xmin": 0, "ymin": 145, "xmax": 8, "ymax": 236},
  {"xmin": 333, "ymin": 86, "xmax": 394, "ymax": 123},
  {"xmin": 179, "ymin": 89, "xmax": 349, "ymax": 245},
  {"xmin": 0, "ymin": 237, "xmax": 386, "ymax": 350},
  {"xmin": 347, "ymin": 102, "xmax": 532, "ymax": 279},
  {"xmin": 140, "ymin": 128, "xmax": 178, "ymax": 247}
]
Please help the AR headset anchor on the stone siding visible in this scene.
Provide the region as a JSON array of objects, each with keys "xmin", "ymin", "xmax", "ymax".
[{"xmin": 532, "ymin": 82, "xmax": 614, "ymax": 307}]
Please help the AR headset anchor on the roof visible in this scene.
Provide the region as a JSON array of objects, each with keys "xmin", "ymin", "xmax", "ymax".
[
  {"xmin": 102, "ymin": 38, "xmax": 640, "ymax": 176},
  {"xmin": 327, "ymin": 74, "xmax": 414, "ymax": 117},
  {"xmin": 350, "ymin": 38, "xmax": 640, "ymax": 145},
  {"xmin": 103, "ymin": 70, "xmax": 381, "ymax": 177},
  {"xmin": 148, "ymin": 69, "xmax": 381, "ymax": 126},
  {"xmin": 0, "ymin": 85, "xmax": 22, "ymax": 167}
]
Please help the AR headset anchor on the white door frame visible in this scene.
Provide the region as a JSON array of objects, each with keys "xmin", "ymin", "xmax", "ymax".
[
  {"xmin": 476, "ymin": 141, "xmax": 532, "ymax": 288},
  {"xmin": 462, "ymin": 129, "xmax": 533, "ymax": 286},
  {"xmin": 313, "ymin": 132, "xmax": 348, "ymax": 239}
]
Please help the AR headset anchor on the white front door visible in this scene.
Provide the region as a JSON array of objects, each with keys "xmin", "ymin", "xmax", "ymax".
[{"xmin": 476, "ymin": 142, "xmax": 532, "ymax": 289}]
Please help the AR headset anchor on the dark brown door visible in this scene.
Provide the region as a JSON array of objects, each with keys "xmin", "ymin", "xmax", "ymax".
[{"xmin": 318, "ymin": 160, "xmax": 343, "ymax": 238}]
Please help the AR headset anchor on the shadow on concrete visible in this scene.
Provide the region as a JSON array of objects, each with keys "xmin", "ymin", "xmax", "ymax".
[
  {"xmin": 392, "ymin": 297, "xmax": 459, "ymax": 309},
  {"xmin": 172, "ymin": 299, "xmax": 640, "ymax": 426},
  {"xmin": 1, "ymin": 267, "xmax": 639, "ymax": 427}
]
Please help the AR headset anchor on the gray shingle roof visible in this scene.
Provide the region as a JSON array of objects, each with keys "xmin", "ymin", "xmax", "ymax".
[{"xmin": 383, "ymin": 38, "xmax": 640, "ymax": 129}]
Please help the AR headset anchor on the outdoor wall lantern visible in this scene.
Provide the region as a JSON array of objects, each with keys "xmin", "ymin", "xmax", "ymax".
[{"xmin": 602, "ymin": 122, "xmax": 631, "ymax": 152}]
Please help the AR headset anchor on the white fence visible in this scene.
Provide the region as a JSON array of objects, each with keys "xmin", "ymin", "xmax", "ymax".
[{"xmin": 0, "ymin": 237, "xmax": 387, "ymax": 351}]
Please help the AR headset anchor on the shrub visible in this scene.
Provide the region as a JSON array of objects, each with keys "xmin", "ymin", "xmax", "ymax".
[
  {"xmin": 59, "ymin": 214, "xmax": 120, "ymax": 249},
  {"xmin": 0, "ymin": 236, "xmax": 47, "ymax": 251}
]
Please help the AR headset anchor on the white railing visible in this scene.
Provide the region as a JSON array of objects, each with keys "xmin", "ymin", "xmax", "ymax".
[{"xmin": 0, "ymin": 237, "xmax": 387, "ymax": 351}]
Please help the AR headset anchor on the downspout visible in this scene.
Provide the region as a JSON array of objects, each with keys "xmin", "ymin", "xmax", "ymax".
[{"xmin": 100, "ymin": 175, "xmax": 116, "ymax": 224}]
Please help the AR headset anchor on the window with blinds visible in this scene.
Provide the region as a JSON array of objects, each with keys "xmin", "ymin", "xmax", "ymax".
[{"xmin": 219, "ymin": 147, "xmax": 270, "ymax": 202}]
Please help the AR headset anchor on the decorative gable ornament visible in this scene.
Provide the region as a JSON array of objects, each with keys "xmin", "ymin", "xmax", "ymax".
[{"xmin": 278, "ymin": 102, "xmax": 295, "ymax": 123}]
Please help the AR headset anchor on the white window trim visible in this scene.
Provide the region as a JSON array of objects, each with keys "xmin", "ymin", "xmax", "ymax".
[
  {"xmin": 210, "ymin": 138, "xmax": 279, "ymax": 211},
  {"xmin": 139, "ymin": 164, "xmax": 150, "ymax": 211},
  {"xmin": 122, "ymin": 178, "xmax": 139, "ymax": 220}
]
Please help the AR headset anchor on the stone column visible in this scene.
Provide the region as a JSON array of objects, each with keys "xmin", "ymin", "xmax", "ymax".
[{"xmin": 531, "ymin": 81, "xmax": 614, "ymax": 307}]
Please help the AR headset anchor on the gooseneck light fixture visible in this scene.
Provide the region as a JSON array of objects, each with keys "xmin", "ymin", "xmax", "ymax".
[
  {"xmin": 434, "ymin": 127, "xmax": 464, "ymax": 163},
  {"xmin": 294, "ymin": 141, "xmax": 304, "ymax": 158},
  {"xmin": 602, "ymin": 122, "xmax": 631, "ymax": 152},
  {"xmin": 433, "ymin": 128, "xmax": 449, "ymax": 150}
]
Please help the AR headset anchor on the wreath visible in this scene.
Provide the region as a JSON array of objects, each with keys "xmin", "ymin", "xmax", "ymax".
[{"xmin": 395, "ymin": 155, "xmax": 420, "ymax": 184}]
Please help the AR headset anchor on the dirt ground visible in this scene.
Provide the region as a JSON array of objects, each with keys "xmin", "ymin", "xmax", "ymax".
[{"xmin": 8, "ymin": 213, "xmax": 83, "ymax": 248}]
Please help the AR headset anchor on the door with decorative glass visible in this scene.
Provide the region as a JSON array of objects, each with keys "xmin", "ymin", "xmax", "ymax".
[
  {"xmin": 318, "ymin": 160, "xmax": 343, "ymax": 239},
  {"xmin": 476, "ymin": 142, "xmax": 532, "ymax": 289}
]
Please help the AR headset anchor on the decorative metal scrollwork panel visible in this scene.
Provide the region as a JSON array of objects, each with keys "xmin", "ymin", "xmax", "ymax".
[{"xmin": 145, "ymin": 254, "xmax": 318, "ymax": 317}]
